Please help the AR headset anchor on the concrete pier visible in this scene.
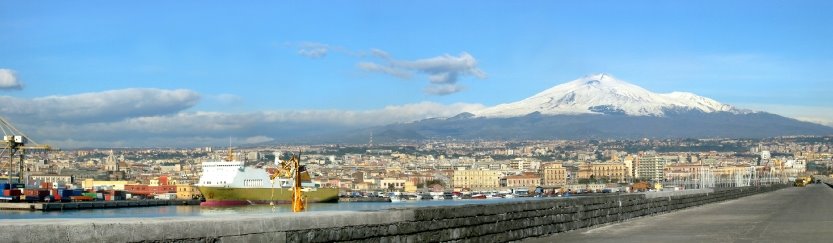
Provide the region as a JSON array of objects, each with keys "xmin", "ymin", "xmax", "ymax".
[
  {"xmin": 0, "ymin": 185, "xmax": 787, "ymax": 242},
  {"xmin": 0, "ymin": 199, "xmax": 200, "ymax": 211},
  {"xmin": 523, "ymin": 183, "xmax": 833, "ymax": 242}
]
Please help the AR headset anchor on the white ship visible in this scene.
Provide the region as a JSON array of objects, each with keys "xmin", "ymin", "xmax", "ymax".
[{"xmin": 195, "ymin": 155, "xmax": 338, "ymax": 206}]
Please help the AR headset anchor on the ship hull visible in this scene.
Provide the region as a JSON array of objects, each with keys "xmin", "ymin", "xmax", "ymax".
[{"xmin": 197, "ymin": 187, "xmax": 339, "ymax": 206}]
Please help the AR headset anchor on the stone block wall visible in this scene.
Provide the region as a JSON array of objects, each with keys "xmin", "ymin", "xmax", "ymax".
[
  {"xmin": 284, "ymin": 184, "xmax": 786, "ymax": 243},
  {"xmin": 0, "ymin": 185, "xmax": 787, "ymax": 243}
]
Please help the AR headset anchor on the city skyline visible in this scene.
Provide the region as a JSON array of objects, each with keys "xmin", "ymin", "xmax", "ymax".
[{"xmin": 1, "ymin": 1, "xmax": 832, "ymax": 147}]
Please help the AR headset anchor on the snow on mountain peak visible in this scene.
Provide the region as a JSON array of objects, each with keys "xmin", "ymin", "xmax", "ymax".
[{"xmin": 474, "ymin": 74, "xmax": 744, "ymax": 118}]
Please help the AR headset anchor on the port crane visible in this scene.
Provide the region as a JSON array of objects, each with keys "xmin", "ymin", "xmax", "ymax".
[
  {"xmin": 0, "ymin": 115, "xmax": 53, "ymax": 184},
  {"xmin": 272, "ymin": 151, "xmax": 307, "ymax": 212}
]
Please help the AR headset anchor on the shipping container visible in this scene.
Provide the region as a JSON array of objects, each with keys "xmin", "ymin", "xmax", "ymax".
[
  {"xmin": 4, "ymin": 189, "xmax": 22, "ymax": 196},
  {"xmin": 24, "ymin": 189, "xmax": 50, "ymax": 198},
  {"xmin": 57, "ymin": 189, "xmax": 73, "ymax": 198},
  {"xmin": 69, "ymin": 196, "xmax": 93, "ymax": 201},
  {"xmin": 12, "ymin": 183, "xmax": 24, "ymax": 189},
  {"xmin": 155, "ymin": 193, "xmax": 177, "ymax": 200},
  {"xmin": 40, "ymin": 182, "xmax": 52, "ymax": 189},
  {"xmin": 72, "ymin": 189, "xmax": 84, "ymax": 196},
  {"xmin": 0, "ymin": 183, "xmax": 10, "ymax": 190}
]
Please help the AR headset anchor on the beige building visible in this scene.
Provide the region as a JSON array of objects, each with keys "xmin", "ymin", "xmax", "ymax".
[
  {"xmin": 380, "ymin": 178, "xmax": 407, "ymax": 191},
  {"xmin": 540, "ymin": 163, "xmax": 567, "ymax": 187},
  {"xmin": 578, "ymin": 162, "xmax": 627, "ymax": 182},
  {"xmin": 505, "ymin": 174, "xmax": 540, "ymax": 190},
  {"xmin": 509, "ymin": 158, "xmax": 540, "ymax": 171},
  {"xmin": 713, "ymin": 165, "xmax": 754, "ymax": 177},
  {"xmin": 176, "ymin": 185, "xmax": 200, "ymax": 199},
  {"xmin": 452, "ymin": 170, "xmax": 501, "ymax": 190},
  {"xmin": 623, "ymin": 155, "xmax": 635, "ymax": 178},
  {"xmin": 82, "ymin": 179, "xmax": 129, "ymax": 190},
  {"xmin": 665, "ymin": 164, "xmax": 708, "ymax": 179},
  {"xmin": 354, "ymin": 182, "xmax": 374, "ymax": 191},
  {"xmin": 566, "ymin": 183, "xmax": 606, "ymax": 192},
  {"xmin": 636, "ymin": 156, "xmax": 667, "ymax": 181},
  {"xmin": 404, "ymin": 181, "xmax": 418, "ymax": 193}
]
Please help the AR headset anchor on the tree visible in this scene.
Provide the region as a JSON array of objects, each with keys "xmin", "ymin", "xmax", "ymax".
[{"xmin": 421, "ymin": 179, "xmax": 445, "ymax": 188}]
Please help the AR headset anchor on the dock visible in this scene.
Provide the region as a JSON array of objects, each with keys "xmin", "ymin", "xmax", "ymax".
[
  {"xmin": 338, "ymin": 197, "xmax": 391, "ymax": 202},
  {"xmin": 0, "ymin": 199, "xmax": 201, "ymax": 211}
]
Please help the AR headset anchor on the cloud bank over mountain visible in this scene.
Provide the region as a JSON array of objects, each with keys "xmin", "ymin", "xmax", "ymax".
[
  {"xmin": 2, "ymin": 73, "xmax": 830, "ymax": 148},
  {"xmin": 1, "ymin": 89, "xmax": 484, "ymax": 148}
]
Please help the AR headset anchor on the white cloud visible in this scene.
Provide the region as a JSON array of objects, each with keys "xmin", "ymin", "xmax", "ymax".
[
  {"xmin": 359, "ymin": 52, "xmax": 487, "ymax": 95},
  {"xmin": 0, "ymin": 88, "xmax": 200, "ymax": 123},
  {"xmin": 10, "ymin": 99, "xmax": 484, "ymax": 148},
  {"xmin": 357, "ymin": 62, "xmax": 412, "ymax": 79},
  {"xmin": 296, "ymin": 42, "xmax": 329, "ymax": 58},
  {"xmin": 392, "ymin": 52, "xmax": 487, "ymax": 84},
  {"xmin": 0, "ymin": 68, "xmax": 23, "ymax": 90},
  {"xmin": 370, "ymin": 49, "xmax": 391, "ymax": 59},
  {"xmin": 289, "ymin": 41, "xmax": 486, "ymax": 95}
]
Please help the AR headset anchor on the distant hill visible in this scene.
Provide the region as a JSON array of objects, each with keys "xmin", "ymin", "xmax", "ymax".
[{"xmin": 351, "ymin": 74, "xmax": 833, "ymax": 142}]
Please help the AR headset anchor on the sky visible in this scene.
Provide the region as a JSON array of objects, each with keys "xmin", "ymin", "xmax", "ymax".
[{"xmin": 1, "ymin": 1, "xmax": 832, "ymax": 148}]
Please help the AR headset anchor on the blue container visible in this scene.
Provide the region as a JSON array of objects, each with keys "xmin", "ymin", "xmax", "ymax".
[
  {"xmin": 72, "ymin": 189, "xmax": 84, "ymax": 196},
  {"xmin": 12, "ymin": 183, "xmax": 24, "ymax": 189},
  {"xmin": 0, "ymin": 183, "xmax": 9, "ymax": 190},
  {"xmin": 57, "ymin": 189, "xmax": 73, "ymax": 198}
]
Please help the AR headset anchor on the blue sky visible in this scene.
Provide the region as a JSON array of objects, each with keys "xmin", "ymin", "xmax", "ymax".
[{"xmin": 1, "ymin": 1, "xmax": 832, "ymax": 147}]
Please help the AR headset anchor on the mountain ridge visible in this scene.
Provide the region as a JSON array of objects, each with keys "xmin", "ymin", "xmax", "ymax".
[
  {"xmin": 346, "ymin": 74, "xmax": 833, "ymax": 143},
  {"xmin": 474, "ymin": 73, "xmax": 747, "ymax": 118}
]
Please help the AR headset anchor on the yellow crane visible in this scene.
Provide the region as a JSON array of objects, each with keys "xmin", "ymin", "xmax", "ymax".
[{"xmin": 271, "ymin": 151, "xmax": 307, "ymax": 212}]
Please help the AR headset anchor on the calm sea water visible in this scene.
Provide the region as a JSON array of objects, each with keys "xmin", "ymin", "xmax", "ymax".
[{"xmin": 0, "ymin": 197, "xmax": 556, "ymax": 220}]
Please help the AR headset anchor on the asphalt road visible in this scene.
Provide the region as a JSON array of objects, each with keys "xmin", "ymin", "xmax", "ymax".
[{"xmin": 522, "ymin": 184, "xmax": 833, "ymax": 243}]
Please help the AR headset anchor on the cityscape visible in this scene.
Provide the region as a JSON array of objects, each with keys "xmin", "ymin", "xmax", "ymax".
[
  {"xmin": 2, "ymin": 1, "xmax": 833, "ymax": 242},
  {"xmin": 8, "ymin": 136, "xmax": 832, "ymax": 199}
]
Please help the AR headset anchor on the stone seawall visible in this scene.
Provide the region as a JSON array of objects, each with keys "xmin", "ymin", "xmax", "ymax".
[{"xmin": 0, "ymin": 185, "xmax": 787, "ymax": 243}]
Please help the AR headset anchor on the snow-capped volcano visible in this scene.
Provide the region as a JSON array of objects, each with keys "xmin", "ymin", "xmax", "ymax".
[
  {"xmin": 475, "ymin": 74, "xmax": 743, "ymax": 117},
  {"xmin": 351, "ymin": 73, "xmax": 832, "ymax": 141}
]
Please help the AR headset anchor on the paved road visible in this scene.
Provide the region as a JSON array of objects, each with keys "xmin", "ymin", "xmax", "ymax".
[{"xmin": 522, "ymin": 184, "xmax": 833, "ymax": 243}]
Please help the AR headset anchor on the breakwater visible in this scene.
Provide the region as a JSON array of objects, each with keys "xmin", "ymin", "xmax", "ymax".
[
  {"xmin": 0, "ymin": 185, "xmax": 787, "ymax": 242},
  {"xmin": 0, "ymin": 199, "xmax": 200, "ymax": 211}
]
